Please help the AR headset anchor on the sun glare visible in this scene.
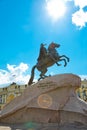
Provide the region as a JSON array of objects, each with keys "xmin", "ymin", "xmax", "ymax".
[{"xmin": 46, "ymin": 0, "xmax": 66, "ymax": 20}]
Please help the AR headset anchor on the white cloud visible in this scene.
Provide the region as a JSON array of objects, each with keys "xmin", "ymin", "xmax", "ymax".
[
  {"xmin": 7, "ymin": 62, "xmax": 28, "ymax": 74},
  {"xmin": 65, "ymin": 0, "xmax": 72, "ymax": 1},
  {"xmin": 74, "ymin": 0, "xmax": 87, "ymax": 8},
  {"xmin": 0, "ymin": 62, "xmax": 86, "ymax": 88},
  {"xmin": 45, "ymin": 0, "xmax": 87, "ymax": 28},
  {"xmin": 79, "ymin": 75, "xmax": 87, "ymax": 80},
  {"xmin": 72, "ymin": 9, "xmax": 87, "ymax": 28},
  {"xmin": 72, "ymin": 0, "xmax": 87, "ymax": 28},
  {"xmin": 0, "ymin": 63, "xmax": 30, "ymax": 88}
]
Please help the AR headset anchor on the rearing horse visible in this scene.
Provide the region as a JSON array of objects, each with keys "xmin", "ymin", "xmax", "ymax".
[{"xmin": 28, "ymin": 42, "xmax": 70, "ymax": 85}]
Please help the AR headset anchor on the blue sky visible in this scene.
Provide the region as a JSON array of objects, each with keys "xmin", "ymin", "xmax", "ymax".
[{"xmin": 0, "ymin": 0, "xmax": 87, "ymax": 87}]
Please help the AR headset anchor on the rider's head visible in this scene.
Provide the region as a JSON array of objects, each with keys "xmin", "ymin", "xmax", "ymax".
[{"xmin": 41, "ymin": 43, "xmax": 46, "ymax": 47}]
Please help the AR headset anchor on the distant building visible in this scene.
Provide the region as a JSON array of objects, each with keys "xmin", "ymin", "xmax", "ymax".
[
  {"xmin": 0, "ymin": 82, "xmax": 28, "ymax": 110},
  {"xmin": 76, "ymin": 79, "xmax": 87, "ymax": 102}
]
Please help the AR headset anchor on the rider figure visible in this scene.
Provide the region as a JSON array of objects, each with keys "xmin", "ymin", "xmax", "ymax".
[
  {"xmin": 37, "ymin": 42, "xmax": 61, "ymax": 66},
  {"xmin": 37, "ymin": 43, "xmax": 47, "ymax": 62}
]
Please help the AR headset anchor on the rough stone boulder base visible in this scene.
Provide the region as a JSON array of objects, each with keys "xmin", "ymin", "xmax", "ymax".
[{"xmin": 0, "ymin": 73, "xmax": 87, "ymax": 124}]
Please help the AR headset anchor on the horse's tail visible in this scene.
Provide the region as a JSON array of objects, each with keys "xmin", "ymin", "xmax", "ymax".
[{"xmin": 28, "ymin": 65, "xmax": 37, "ymax": 85}]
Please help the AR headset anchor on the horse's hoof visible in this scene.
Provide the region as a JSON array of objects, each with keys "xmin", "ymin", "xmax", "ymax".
[
  {"xmin": 57, "ymin": 63, "xmax": 61, "ymax": 66},
  {"xmin": 44, "ymin": 75, "xmax": 48, "ymax": 78},
  {"xmin": 68, "ymin": 58, "xmax": 70, "ymax": 62},
  {"xmin": 58, "ymin": 64, "xmax": 61, "ymax": 66},
  {"xmin": 28, "ymin": 82, "xmax": 33, "ymax": 85},
  {"xmin": 38, "ymin": 78, "xmax": 41, "ymax": 81},
  {"xmin": 64, "ymin": 64, "xmax": 67, "ymax": 67}
]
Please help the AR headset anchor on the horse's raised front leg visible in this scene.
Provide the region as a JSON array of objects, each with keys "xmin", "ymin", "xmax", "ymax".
[
  {"xmin": 59, "ymin": 58, "xmax": 67, "ymax": 67},
  {"xmin": 59, "ymin": 55, "xmax": 70, "ymax": 62}
]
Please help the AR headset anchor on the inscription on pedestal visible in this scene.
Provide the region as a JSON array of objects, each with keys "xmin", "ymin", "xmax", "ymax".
[{"xmin": 37, "ymin": 81, "xmax": 56, "ymax": 89}]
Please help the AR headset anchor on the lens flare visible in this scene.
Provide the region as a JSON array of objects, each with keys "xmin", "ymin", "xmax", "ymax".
[{"xmin": 46, "ymin": 0, "xmax": 66, "ymax": 20}]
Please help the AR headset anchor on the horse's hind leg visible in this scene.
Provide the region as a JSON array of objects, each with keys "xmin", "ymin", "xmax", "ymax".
[
  {"xmin": 38, "ymin": 68, "xmax": 47, "ymax": 81},
  {"xmin": 40, "ymin": 68, "xmax": 48, "ymax": 78},
  {"xmin": 38, "ymin": 76, "xmax": 44, "ymax": 81}
]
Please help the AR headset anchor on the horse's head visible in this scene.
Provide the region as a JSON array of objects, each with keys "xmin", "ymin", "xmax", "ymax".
[{"xmin": 49, "ymin": 42, "xmax": 60, "ymax": 49}]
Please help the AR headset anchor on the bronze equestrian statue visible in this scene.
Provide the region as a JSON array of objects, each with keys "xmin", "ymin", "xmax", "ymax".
[{"xmin": 28, "ymin": 42, "xmax": 70, "ymax": 85}]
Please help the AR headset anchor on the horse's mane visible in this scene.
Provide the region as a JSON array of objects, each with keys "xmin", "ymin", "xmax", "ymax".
[{"xmin": 48, "ymin": 42, "xmax": 55, "ymax": 48}]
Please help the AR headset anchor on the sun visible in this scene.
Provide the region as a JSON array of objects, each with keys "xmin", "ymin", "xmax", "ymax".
[{"xmin": 46, "ymin": 0, "xmax": 66, "ymax": 20}]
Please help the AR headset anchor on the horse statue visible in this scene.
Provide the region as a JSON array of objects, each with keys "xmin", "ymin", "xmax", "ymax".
[{"xmin": 28, "ymin": 42, "xmax": 70, "ymax": 85}]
